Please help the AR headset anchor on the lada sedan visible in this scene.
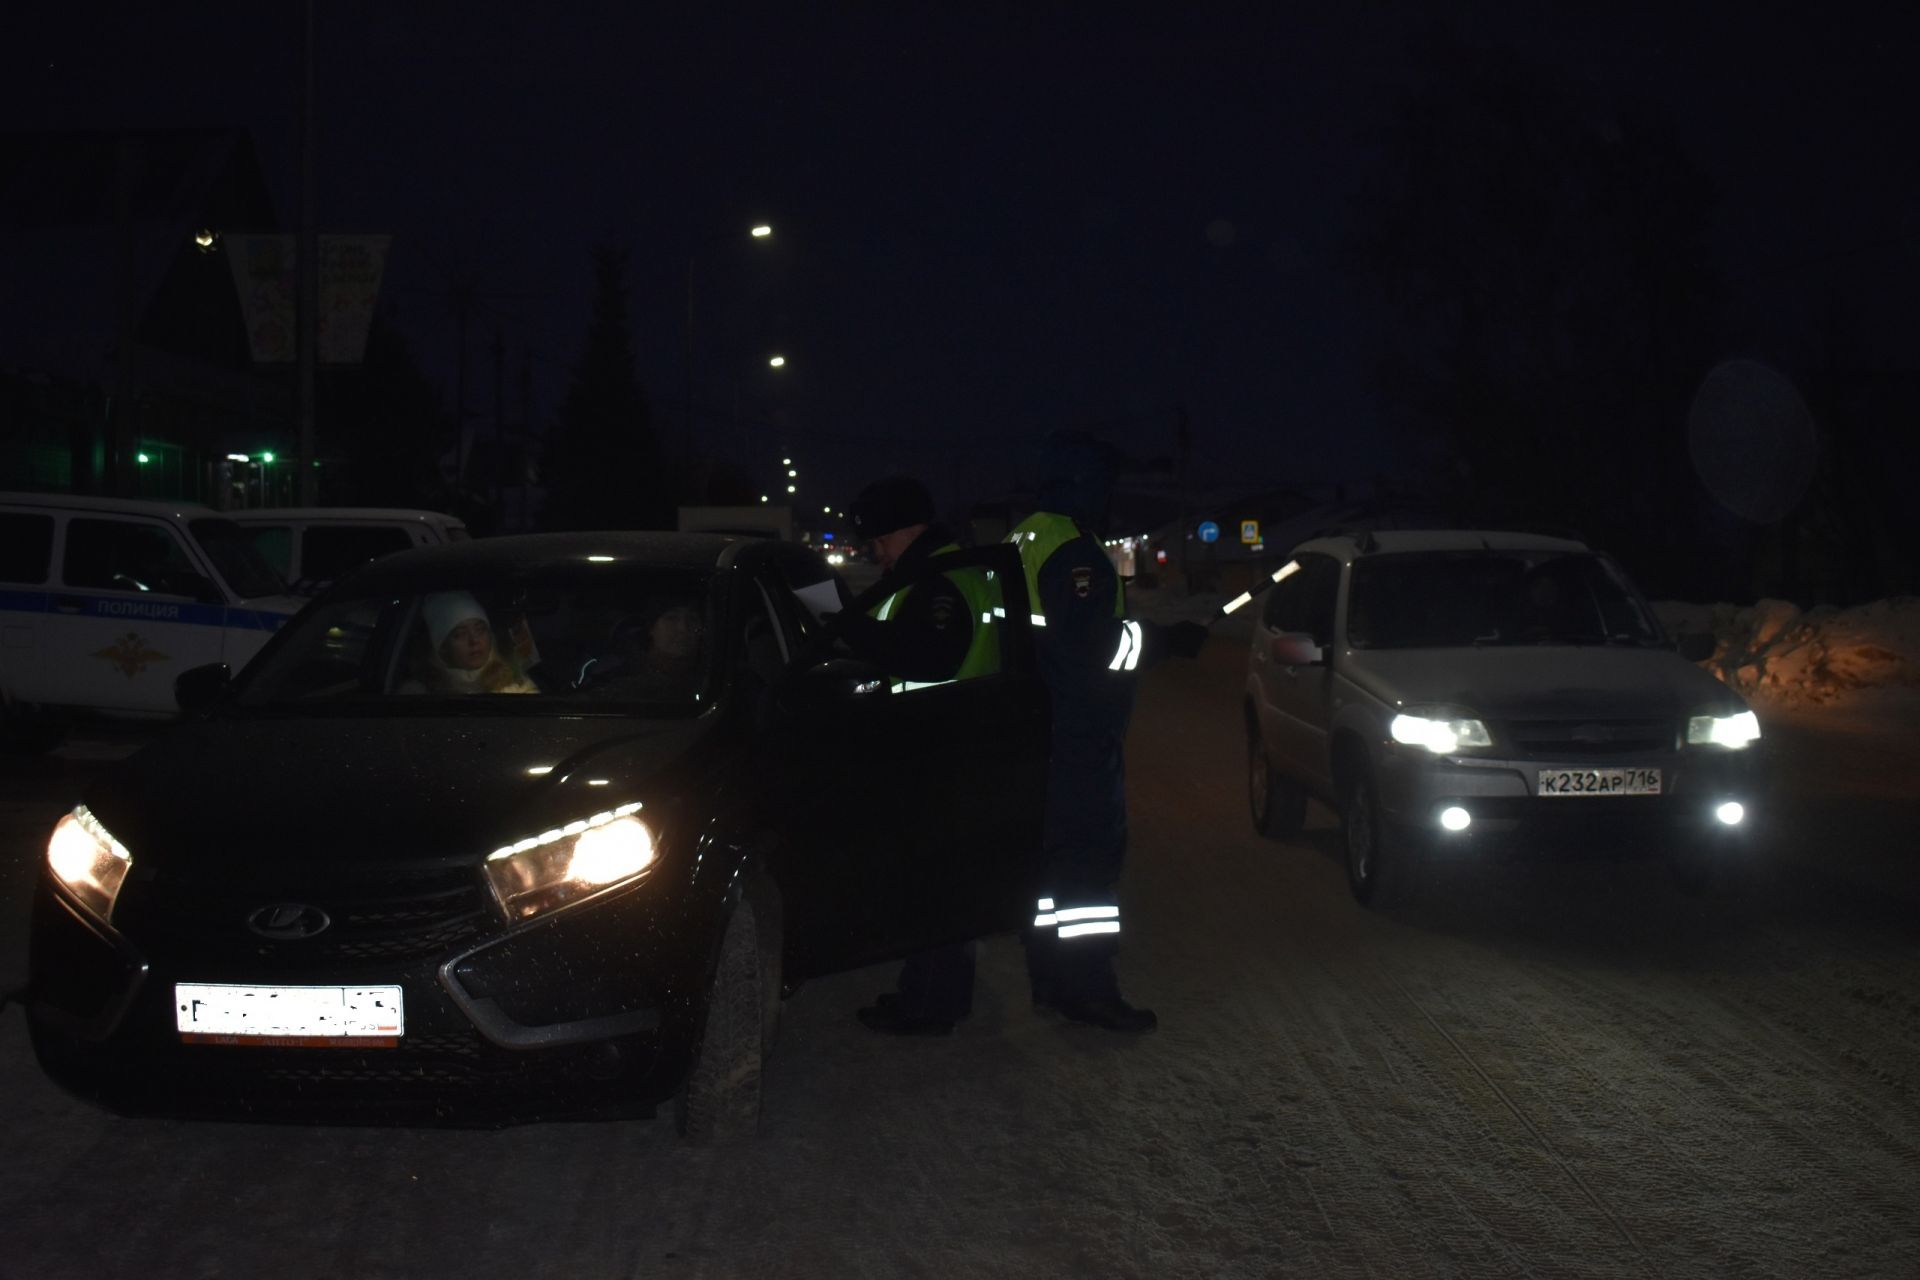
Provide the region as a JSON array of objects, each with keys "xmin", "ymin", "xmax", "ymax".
[
  {"xmin": 28, "ymin": 532, "xmax": 1045, "ymax": 1137},
  {"xmin": 1243, "ymin": 530, "xmax": 1761, "ymax": 905}
]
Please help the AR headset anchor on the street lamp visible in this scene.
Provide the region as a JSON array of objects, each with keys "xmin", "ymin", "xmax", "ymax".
[
  {"xmin": 686, "ymin": 223, "xmax": 775, "ymax": 452},
  {"xmin": 769, "ymin": 355, "xmax": 786, "ymax": 368}
]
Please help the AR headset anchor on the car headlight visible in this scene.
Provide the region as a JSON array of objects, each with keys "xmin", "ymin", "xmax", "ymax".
[
  {"xmin": 1688, "ymin": 710, "xmax": 1761, "ymax": 749},
  {"xmin": 484, "ymin": 802, "xmax": 657, "ymax": 921},
  {"xmin": 47, "ymin": 805, "xmax": 133, "ymax": 924},
  {"xmin": 1390, "ymin": 712, "xmax": 1492, "ymax": 754}
]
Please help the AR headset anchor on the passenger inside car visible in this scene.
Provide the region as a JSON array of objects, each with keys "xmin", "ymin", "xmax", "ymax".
[
  {"xmin": 587, "ymin": 600, "xmax": 708, "ymax": 699},
  {"xmin": 398, "ymin": 590, "xmax": 540, "ymax": 695}
]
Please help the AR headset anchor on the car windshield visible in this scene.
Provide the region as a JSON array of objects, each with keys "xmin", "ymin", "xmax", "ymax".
[
  {"xmin": 1347, "ymin": 550, "xmax": 1660, "ymax": 649},
  {"xmin": 234, "ymin": 564, "xmax": 717, "ymax": 714},
  {"xmin": 189, "ymin": 518, "xmax": 288, "ymax": 600}
]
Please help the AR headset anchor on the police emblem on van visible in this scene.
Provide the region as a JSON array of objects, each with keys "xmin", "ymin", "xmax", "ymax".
[{"xmin": 93, "ymin": 632, "xmax": 169, "ymax": 678}]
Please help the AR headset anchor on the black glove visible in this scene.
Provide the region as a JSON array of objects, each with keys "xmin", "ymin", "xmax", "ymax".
[{"xmin": 1165, "ymin": 619, "xmax": 1209, "ymax": 660}]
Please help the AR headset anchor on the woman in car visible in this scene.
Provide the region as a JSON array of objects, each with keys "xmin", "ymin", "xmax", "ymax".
[{"xmin": 402, "ymin": 590, "xmax": 539, "ymax": 695}]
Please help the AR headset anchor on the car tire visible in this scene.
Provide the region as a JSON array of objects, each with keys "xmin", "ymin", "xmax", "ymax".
[
  {"xmin": 1342, "ymin": 766, "xmax": 1418, "ymax": 907},
  {"xmin": 1247, "ymin": 719, "xmax": 1307, "ymax": 839},
  {"xmin": 1670, "ymin": 834, "xmax": 1744, "ymax": 895},
  {"xmin": 675, "ymin": 890, "xmax": 769, "ymax": 1144}
]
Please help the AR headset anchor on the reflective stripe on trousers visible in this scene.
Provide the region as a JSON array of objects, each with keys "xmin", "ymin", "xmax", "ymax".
[{"xmin": 1031, "ymin": 896, "xmax": 1121, "ymax": 940}]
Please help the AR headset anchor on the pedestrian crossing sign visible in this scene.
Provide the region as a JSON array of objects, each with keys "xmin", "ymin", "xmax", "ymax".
[{"xmin": 1240, "ymin": 519, "xmax": 1259, "ymax": 545}]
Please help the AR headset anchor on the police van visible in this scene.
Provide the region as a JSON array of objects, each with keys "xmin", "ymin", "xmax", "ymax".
[
  {"xmin": 223, "ymin": 506, "xmax": 468, "ymax": 593},
  {"xmin": 0, "ymin": 492, "xmax": 303, "ymax": 748}
]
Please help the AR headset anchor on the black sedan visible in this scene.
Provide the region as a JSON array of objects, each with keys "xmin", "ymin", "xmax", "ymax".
[{"xmin": 27, "ymin": 532, "xmax": 1046, "ymax": 1137}]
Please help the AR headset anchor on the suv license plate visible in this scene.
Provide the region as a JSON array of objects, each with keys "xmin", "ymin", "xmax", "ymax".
[
  {"xmin": 1537, "ymin": 767, "xmax": 1661, "ymax": 797},
  {"xmin": 175, "ymin": 982, "xmax": 404, "ymax": 1048}
]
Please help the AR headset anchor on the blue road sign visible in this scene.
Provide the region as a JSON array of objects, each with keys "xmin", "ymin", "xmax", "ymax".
[{"xmin": 1197, "ymin": 521, "xmax": 1220, "ymax": 543}]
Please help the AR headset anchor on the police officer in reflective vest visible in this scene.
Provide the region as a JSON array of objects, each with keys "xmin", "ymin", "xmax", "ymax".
[
  {"xmin": 1014, "ymin": 431, "xmax": 1207, "ymax": 1033},
  {"xmin": 832, "ymin": 475, "xmax": 999, "ymax": 1033}
]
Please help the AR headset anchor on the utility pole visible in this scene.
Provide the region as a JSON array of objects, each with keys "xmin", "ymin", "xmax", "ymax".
[
  {"xmin": 295, "ymin": 0, "xmax": 319, "ymax": 504},
  {"xmin": 491, "ymin": 324, "xmax": 505, "ymax": 520},
  {"xmin": 520, "ymin": 348, "xmax": 534, "ymax": 532}
]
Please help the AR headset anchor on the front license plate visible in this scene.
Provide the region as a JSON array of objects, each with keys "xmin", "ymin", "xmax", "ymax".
[
  {"xmin": 175, "ymin": 983, "xmax": 404, "ymax": 1048},
  {"xmin": 1537, "ymin": 767, "xmax": 1662, "ymax": 797}
]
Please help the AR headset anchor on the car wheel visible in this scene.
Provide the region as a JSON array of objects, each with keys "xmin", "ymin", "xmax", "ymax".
[
  {"xmin": 675, "ymin": 890, "xmax": 769, "ymax": 1143},
  {"xmin": 1670, "ymin": 833, "xmax": 1744, "ymax": 896},
  {"xmin": 1342, "ymin": 766, "xmax": 1417, "ymax": 907},
  {"xmin": 1247, "ymin": 719, "xmax": 1307, "ymax": 839}
]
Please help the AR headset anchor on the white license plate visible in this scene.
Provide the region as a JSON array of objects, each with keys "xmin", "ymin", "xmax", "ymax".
[
  {"xmin": 175, "ymin": 983, "xmax": 404, "ymax": 1047},
  {"xmin": 1537, "ymin": 767, "xmax": 1662, "ymax": 797}
]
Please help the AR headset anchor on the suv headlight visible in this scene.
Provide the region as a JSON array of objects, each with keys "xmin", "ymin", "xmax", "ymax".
[
  {"xmin": 484, "ymin": 802, "xmax": 657, "ymax": 922},
  {"xmin": 47, "ymin": 805, "xmax": 133, "ymax": 924},
  {"xmin": 1390, "ymin": 712, "xmax": 1492, "ymax": 755},
  {"xmin": 1687, "ymin": 710, "xmax": 1761, "ymax": 749}
]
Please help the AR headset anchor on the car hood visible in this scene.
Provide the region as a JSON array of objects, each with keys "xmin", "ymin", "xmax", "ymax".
[
  {"xmin": 86, "ymin": 712, "xmax": 719, "ymax": 871},
  {"xmin": 1340, "ymin": 645, "xmax": 1746, "ymax": 722}
]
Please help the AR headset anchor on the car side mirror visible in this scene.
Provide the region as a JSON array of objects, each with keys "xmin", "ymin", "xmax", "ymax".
[
  {"xmin": 175, "ymin": 662, "xmax": 232, "ymax": 715},
  {"xmin": 1676, "ymin": 633, "xmax": 1717, "ymax": 663},
  {"xmin": 790, "ymin": 657, "xmax": 889, "ymax": 701},
  {"xmin": 1267, "ymin": 631, "xmax": 1325, "ymax": 667}
]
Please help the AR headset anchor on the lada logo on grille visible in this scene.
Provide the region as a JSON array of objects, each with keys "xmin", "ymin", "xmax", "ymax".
[{"xmin": 246, "ymin": 902, "xmax": 332, "ymax": 940}]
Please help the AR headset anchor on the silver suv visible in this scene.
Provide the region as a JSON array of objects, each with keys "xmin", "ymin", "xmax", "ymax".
[{"xmin": 1243, "ymin": 530, "xmax": 1761, "ymax": 905}]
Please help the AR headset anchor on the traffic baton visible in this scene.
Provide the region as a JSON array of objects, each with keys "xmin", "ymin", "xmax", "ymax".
[{"xmin": 1211, "ymin": 559, "xmax": 1301, "ymax": 624}]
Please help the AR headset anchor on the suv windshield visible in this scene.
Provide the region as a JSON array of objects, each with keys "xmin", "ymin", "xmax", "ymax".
[
  {"xmin": 190, "ymin": 518, "xmax": 288, "ymax": 600},
  {"xmin": 235, "ymin": 565, "xmax": 717, "ymax": 714},
  {"xmin": 1347, "ymin": 551, "xmax": 1660, "ymax": 649}
]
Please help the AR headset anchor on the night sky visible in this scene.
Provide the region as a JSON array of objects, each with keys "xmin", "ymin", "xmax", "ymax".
[{"xmin": 6, "ymin": 3, "xmax": 1915, "ymax": 516}]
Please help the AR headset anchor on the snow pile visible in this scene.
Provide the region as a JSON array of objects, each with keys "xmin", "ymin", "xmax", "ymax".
[{"xmin": 1653, "ymin": 597, "xmax": 1920, "ymax": 705}]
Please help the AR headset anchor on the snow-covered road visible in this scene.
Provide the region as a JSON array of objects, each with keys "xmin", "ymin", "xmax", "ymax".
[{"xmin": 1, "ymin": 639, "xmax": 1917, "ymax": 1278}]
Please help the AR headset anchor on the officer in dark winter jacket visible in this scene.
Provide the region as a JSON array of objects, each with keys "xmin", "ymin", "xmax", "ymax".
[
  {"xmin": 828, "ymin": 475, "xmax": 997, "ymax": 1034},
  {"xmin": 1011, "ymin": 431, "xmax": 1207, "ymax": 1033}
]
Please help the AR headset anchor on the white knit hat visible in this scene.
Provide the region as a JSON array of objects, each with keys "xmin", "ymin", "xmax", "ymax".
[{"xmin": 422, "ymin": 590, "xmax": 487, "ymax": 651}]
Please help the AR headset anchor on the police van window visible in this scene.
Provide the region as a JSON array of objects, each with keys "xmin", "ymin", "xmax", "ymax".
[
  {"xmin": 63, "ymin": 518, "xmax": 200, "ymax": 595},
  {"xmin": 302, "ymin": 525, "xmax": 415, "ymax": 584},
  {"xmin": 0, "ymin": 513, "xmax": 54, "ymax": 584},
  {"xmin": 243, "ymin": 525, "xmax": 294, "ymax": 580},
  {"xmin": 189, "ymin": 519, "xmax": 285, "ymax": 599}
]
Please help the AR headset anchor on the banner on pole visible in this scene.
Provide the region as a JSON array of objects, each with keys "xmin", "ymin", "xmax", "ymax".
[{"xmin": 226, "ymin": 234, "xmax": 391, "ymax": 365}]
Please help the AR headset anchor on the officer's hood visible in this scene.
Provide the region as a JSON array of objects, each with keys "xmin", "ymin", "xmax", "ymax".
[{"xmin": 1035, "ymin": 431, "xmax": 1116, "ymax": 534}]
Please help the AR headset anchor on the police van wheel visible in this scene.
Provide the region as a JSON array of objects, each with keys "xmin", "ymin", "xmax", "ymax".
[
  {"xmin": 675, "ymin": 892, "xmax": 769, "ymax": 1143},
  {"xmin": 1247, "ymin": 721, "xmax": 1307, "ymax": 839},
  {"xmin": 1, "ymin": 705, "xmax": 66, "ymax": 756},
  {"xmin": 1343, "ymin": 768, "xmax": 1417, "ymax": 907}
]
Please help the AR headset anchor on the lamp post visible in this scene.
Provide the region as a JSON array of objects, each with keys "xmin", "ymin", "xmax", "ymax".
[{"xmin": 685, "ymin": 223, "xmax": 774, "ymax": 454}]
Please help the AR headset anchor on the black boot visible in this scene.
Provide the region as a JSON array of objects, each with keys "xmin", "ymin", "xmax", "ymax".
[
  {"xmin": 856, "ymin": 992, "xmax": 956, "ymax": 1036},
  {"xmin": 1048, "ymin": 990, "xmax": 1157, "ymax": 1034}
]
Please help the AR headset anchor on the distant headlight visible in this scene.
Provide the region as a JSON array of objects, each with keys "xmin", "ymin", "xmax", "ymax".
[
  {"xmin": 1688, "ymin": 710, "xmax": 1761, "ymax": 749},
  {"xmin": 484, "ymin": 802, "xmax": 657, "ymax": 922},
  {"xmin": 47, "ymin": 805, "xmax": 132, "ymax": 924},
  {"xmin": 1390, "ymin": 712, "xmax": 1492, "ymax": 754},
  {"xmin": 826, "ymin": 552, "xmax": 846, "ymax": 566}
]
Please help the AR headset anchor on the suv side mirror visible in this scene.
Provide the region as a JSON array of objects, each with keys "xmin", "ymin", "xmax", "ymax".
[
  {"xmin": 1676, "ymin": 632, "xmax": 1717, "ymax": 663},
  {"xmin": 175, "ymin": 662, "xmax": 232, "ymax": 714}
]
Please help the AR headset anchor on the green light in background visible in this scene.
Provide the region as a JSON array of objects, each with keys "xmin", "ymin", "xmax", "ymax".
[
  {"xmin": 260, "ymin": 452, "xmax": 276, "ymax": 463},
  {"xmin": 136, "ymin": 452, "xmax": 151, "ymax": 464}
]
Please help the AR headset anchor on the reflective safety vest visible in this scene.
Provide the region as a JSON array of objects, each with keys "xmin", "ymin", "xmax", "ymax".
[
  {"xmin": 868, "ymin": 541, "xmax": 1001, "ymax": 691},
  {"xmin": 1009, "ymin": 510, "xmax": 1146, "ymax": 671},
  {"xmin": 1006, "ymin": 511, "xmax": 1125, "ymax": 626}
]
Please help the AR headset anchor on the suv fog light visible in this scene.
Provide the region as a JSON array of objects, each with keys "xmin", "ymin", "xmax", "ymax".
[
  {"xmin": 1714, "ymin": 801, "xmax": 1745, "ymax": 826},
  {"xmin": 1439, "ymin": 806, "xmax": 1471, "ymax": 832}
]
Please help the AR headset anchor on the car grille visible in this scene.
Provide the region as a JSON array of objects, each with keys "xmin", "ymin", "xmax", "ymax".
[
  {"xmin": 126, "ymin": 861, "xmax": 494, "ymax": 967},
  {"xmin": 1501, "ymin": 717, "xmax": 1676, "ymax": 758}
]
